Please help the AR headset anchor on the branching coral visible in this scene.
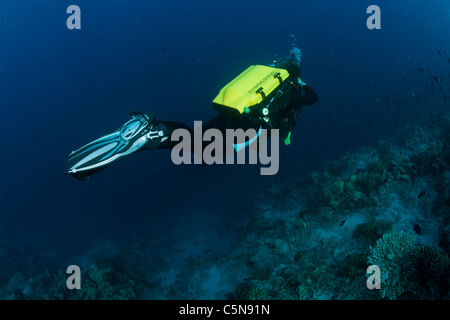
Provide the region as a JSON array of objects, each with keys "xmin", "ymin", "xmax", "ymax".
[
  {"xmin": 368, "ymin": 231, "xmax": 449, "ymax": 299},
  {"xmin": 368, "ymin": 231, "xmax": 417, "ymax": 300}
]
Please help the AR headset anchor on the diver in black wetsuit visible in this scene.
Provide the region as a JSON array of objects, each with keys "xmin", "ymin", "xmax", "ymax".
[{"xmin": 65, "ymin": 48, "xmax": 319, "ymax": 181}]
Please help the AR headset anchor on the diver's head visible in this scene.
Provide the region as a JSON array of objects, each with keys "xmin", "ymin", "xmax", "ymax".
[{"xmin": 289, "ymin": 47, "xmax": 302, "ymax": 66}]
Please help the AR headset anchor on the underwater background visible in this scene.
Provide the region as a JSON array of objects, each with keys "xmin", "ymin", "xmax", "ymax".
[{"xmin": 0, "ymin": 0, "xmax": 449, "ymax": 299}]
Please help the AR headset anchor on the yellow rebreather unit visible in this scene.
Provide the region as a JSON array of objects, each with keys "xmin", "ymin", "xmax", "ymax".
[{"xmin": 212, "ymin": 65, "xmax": 289, "ymax": 114}]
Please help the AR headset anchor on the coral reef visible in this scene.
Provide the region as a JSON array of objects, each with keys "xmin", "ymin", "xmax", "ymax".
[
  {"xmin": 368, "ymin": 232, "xmax": 449, "ymax": 299},
  {"xmin": 228, "ymin": 113, "xmax": 450, "ymax": 300},
  {"xmin": 56, "ymin": 253, "xmax": 148, "ymax": 300},
  {"xmin": 367, "ymin": 232, "xmax": 418, "ymax": 300},
  {"xmin": 2, "ymin": 113, "xmax": 450, "ymax": 300},
  {"xmin": 0, "ymin": 244, "xmax": 150, "ymax": 300}
]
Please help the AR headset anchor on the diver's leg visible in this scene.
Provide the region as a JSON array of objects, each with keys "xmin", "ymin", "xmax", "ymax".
[
  {"xmin": 157, "ymin": 117, "xmax": 228, "ymax": 150},
  {"xmin": 159, "ymin": 116, "xmax": 234, "ymax": 162},
  {"xmin": 155, "ymin": 121, "xmax": 194, "ymax": 149}
]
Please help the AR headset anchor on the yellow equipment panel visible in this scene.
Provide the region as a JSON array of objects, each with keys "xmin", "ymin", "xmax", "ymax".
[{"xmin": 212, "ymin": 65, "xmax": 289, "ymax": 114}]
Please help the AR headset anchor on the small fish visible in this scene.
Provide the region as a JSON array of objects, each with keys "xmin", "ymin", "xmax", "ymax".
[
  {"xmin": 433, "ymin": 75, "xmax": 441, "ymax": 83},
  {"xmin": 339, "ymin": 219, "xmax": 346, "ymax": 227},
  {"xmin": 417, "ymin": 190, "xmax": 426, "ymax": 199},
  {"xmin": 437, "ymin": 50, "xmax": 442, "ymax": 56},
  {"xmin": 417, "ymin": 67, "xmax": 425, "ymax": 72}
]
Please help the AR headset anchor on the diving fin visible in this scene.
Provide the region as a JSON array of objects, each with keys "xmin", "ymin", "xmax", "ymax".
[{"xmin": 66, "ymin": 112, "xmax": 162, "ymax": 181}]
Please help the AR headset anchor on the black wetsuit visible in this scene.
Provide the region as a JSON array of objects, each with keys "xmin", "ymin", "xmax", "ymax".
[{"xmin": 157, "ymin": 64, "xmax": 318, "ymax": 150}]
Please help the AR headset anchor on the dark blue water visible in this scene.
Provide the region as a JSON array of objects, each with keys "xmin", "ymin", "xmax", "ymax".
[{"xmin": 0, "ymin": 0, "xmax": 449, "ymax": 298}]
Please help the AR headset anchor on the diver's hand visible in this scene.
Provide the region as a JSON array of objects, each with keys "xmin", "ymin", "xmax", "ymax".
[{"xmin": 298, "ymin": 78, "xmax": 307, "ymax": 87}]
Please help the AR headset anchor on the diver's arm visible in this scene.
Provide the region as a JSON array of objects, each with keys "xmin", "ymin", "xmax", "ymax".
[
  {"xmin": 275, "ymin": 83, "xmax": 318, "ymax": 143},
  {"xmin": 298, "ymin": 85, "xmax": 319, "ymax": 106}
]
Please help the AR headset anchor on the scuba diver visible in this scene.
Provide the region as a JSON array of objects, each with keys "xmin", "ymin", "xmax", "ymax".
[{"xmin": 65, "ymin": 47, "xmax": 319, "ymax": 181}]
